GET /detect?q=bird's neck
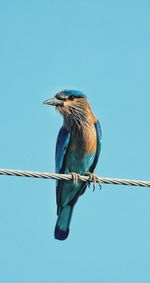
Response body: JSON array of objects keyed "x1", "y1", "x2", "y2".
[{"x1": 63, "y1": 103, "x2": 97, "y2": 132}]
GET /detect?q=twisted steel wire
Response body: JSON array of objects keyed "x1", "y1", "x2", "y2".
[{"x1": 0, "y1": 168, "x2": 150, "y2": 188}]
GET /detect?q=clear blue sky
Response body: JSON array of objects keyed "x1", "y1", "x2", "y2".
[{"x1": 0, "y1": 0, "x2": 150, "y2": 282}]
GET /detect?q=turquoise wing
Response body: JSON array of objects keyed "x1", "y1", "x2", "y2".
[
  {"x1": 55, "y1": 127, "x2": 70, "y2": 173},
  {"x1": 55, "y1": 127, "x2": 70, "y2": 211},
  {"x1": 89, "y1": 120, "x2": 102, "y2": 172}
]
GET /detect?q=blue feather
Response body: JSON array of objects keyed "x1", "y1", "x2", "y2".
[
  {"x1": 55, "y1": 127, "x2": 70, "y2": 173},
  {"x1": 54, "y1": 120, "x2": 101, "y2": 240},
  {"x1": 62, "y1": 89, "x2": 87, "y2": 98},
  {"x1": 90, "y1": 120, "x2": 102, "y2": 172}
]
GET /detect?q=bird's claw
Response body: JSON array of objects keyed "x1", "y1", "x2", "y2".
[
  {"x1": 70, "y1": 172, "x2": 80, "y2": 186},
  {"x1": 86, "y1": 172, "x2": 102, "y2": 191}
]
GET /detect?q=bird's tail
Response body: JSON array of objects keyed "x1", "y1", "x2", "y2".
[{"x1": 54, "y1": 205, "x2": 74, "y2": 240}]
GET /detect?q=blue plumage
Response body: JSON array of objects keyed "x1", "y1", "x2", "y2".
[
  {"x1": 89, "y1": 120, "x2": 102, "y2": 172},
  {"x1": 55, "y1": 127, "x2": 70, "y2": 174},
  {"x1": 55, "y1": 121, "x2": 102, "y2": 240},
  {"x1": 60, "y1": 89, "x2": 87, "y2": 98}
]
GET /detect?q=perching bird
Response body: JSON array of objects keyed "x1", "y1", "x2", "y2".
[{"x1": 43, "y1": 90, "x2": 102, "y2": 240}]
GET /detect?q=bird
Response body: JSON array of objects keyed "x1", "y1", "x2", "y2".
[{"x1": 43, "y1": 90, "x2": 102, "y2": 240}]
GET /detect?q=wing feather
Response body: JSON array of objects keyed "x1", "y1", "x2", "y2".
[
  {"x1": 55, "y1": 127, "x2": 70, "y2": 212},
  {"x1": 89, "y1": 120, "x2": 102, "y2": 172}
]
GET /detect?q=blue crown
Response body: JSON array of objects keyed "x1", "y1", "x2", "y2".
[{"x1": 63, "y1": 90, "x2": 87, "y2": 98}]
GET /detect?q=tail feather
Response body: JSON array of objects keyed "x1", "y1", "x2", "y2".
[{"x1": 54, "y1": 205, "x2": 73, "y2": 240}]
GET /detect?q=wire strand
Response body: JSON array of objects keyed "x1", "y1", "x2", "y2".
[{"x1": 0, "y1": 168, "x2": 149, "y2": 188}]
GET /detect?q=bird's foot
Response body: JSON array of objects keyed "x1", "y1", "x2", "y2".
[
  {"x1": 86, "y1": 172, "x2": 102, "y2": 191},
  {"x1": 70, "y1": 172, "x2": 80, "y2": 186}
]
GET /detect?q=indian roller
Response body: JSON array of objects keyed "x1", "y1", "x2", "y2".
[{"x1": 43, "y1": 90, "x2": 102, "y2": 240}]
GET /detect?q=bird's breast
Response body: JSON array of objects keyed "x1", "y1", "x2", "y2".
[
  {"x1": 64, "y1": 124, "x2": 97, "y2": 175},
  {"x1": 69, "y1": 124, "x2": 97, "y2": 156}
]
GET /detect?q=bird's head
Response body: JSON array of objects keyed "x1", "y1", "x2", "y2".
[{"x1": 43, "y1": 90, "x2": 95, "y2": 129}]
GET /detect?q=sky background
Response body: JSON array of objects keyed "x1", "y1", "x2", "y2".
[{"x1": 0, "y1": 0, "x2": 150, "y2": 282}]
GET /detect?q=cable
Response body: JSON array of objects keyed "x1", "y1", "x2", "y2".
[{"x1": 0, "y1": 168, "x2": 149, "y2": 188}]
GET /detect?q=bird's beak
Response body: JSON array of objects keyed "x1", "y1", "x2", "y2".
[{"x1": 43, "y1": 97, "x2": 63, "y2": 106}]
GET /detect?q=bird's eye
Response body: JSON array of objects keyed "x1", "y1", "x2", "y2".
[
  {"x1": 56, "y1": 94, "x2": 65, "y2": 100},
  {"x1": 68, "y1": 95, "x2": 74, "y2": 100}
]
